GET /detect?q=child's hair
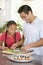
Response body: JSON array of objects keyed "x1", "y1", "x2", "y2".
[
  {"x1": 6, "y1": 20, "x2": 17, "y2": 27},
  {"x1": 5, "y1": 20, "x2": 16, "y2": 47}
]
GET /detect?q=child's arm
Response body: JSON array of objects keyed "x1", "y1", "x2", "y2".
[
  {"x1": 10, "y1": 32, "x2": 24, "y2": 50},
  {"x1": 0, "y1": 41, "x2": 3, "y2": 46},
  {"x1": 10, "y1": 38, "x2": 24, "y2": 50},
  {"x1": 0, "y1": 41, "x2": 8, "y2": 50}
]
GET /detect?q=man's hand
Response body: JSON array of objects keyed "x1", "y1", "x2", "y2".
[{"x1": 21, "y1": 44, "x2": 30, "y2": 52}]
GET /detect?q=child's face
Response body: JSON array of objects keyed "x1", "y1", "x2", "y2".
[{"x1": 7, "y1": 24, "x2": 16, "y2": 36}]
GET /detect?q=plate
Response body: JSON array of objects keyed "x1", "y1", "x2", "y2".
[{"x1": 8, "y1": 55, "x2": 32, "y2": 62}]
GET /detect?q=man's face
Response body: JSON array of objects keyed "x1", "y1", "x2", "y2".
[{"x1": 20, "y1": 12, "x2": 31, "y2": 23}]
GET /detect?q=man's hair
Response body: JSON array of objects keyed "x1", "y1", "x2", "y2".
[{"x1": 18, "y1": 5, "x2": 32, "y2": 14}]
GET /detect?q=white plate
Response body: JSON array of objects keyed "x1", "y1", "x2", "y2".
[{"x1": 8, "y1": 55, "x2": 32, "y2": 62}]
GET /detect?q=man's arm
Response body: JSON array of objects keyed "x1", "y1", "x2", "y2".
[
  {"x1": 28, "y1": 38, "x2": 43, "y2": 48},
  {"x1": 21, "y1": 38, "x2": 43, "y2": 52}
]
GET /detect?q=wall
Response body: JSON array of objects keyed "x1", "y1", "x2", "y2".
[
  {"x1": 0, "y1": 0, "x2": 43, "y2": 27},
  {"x1": 0, "y1": 0, "x2": 11, "y2": 27}
]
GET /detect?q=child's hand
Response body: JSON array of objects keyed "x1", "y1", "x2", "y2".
[
  {"x1": 10, "y1": 43, "x2": 18, "y2": 50},
  {"x1": 1, "y1": 47, "x2": 8, "y2": 50}
]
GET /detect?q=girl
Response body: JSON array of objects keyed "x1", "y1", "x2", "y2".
[{"x1": 0, "y1": 20, "x2": 21, "y2": 50}]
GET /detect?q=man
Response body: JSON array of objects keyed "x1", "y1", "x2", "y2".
[{"x1": 13, "y1": 5, "x2": 43, "y2": 55}]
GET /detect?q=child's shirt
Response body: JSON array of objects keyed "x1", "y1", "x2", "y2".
[{"x1": 0, "y1": 32, "x2": 21, "y2": 48}]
